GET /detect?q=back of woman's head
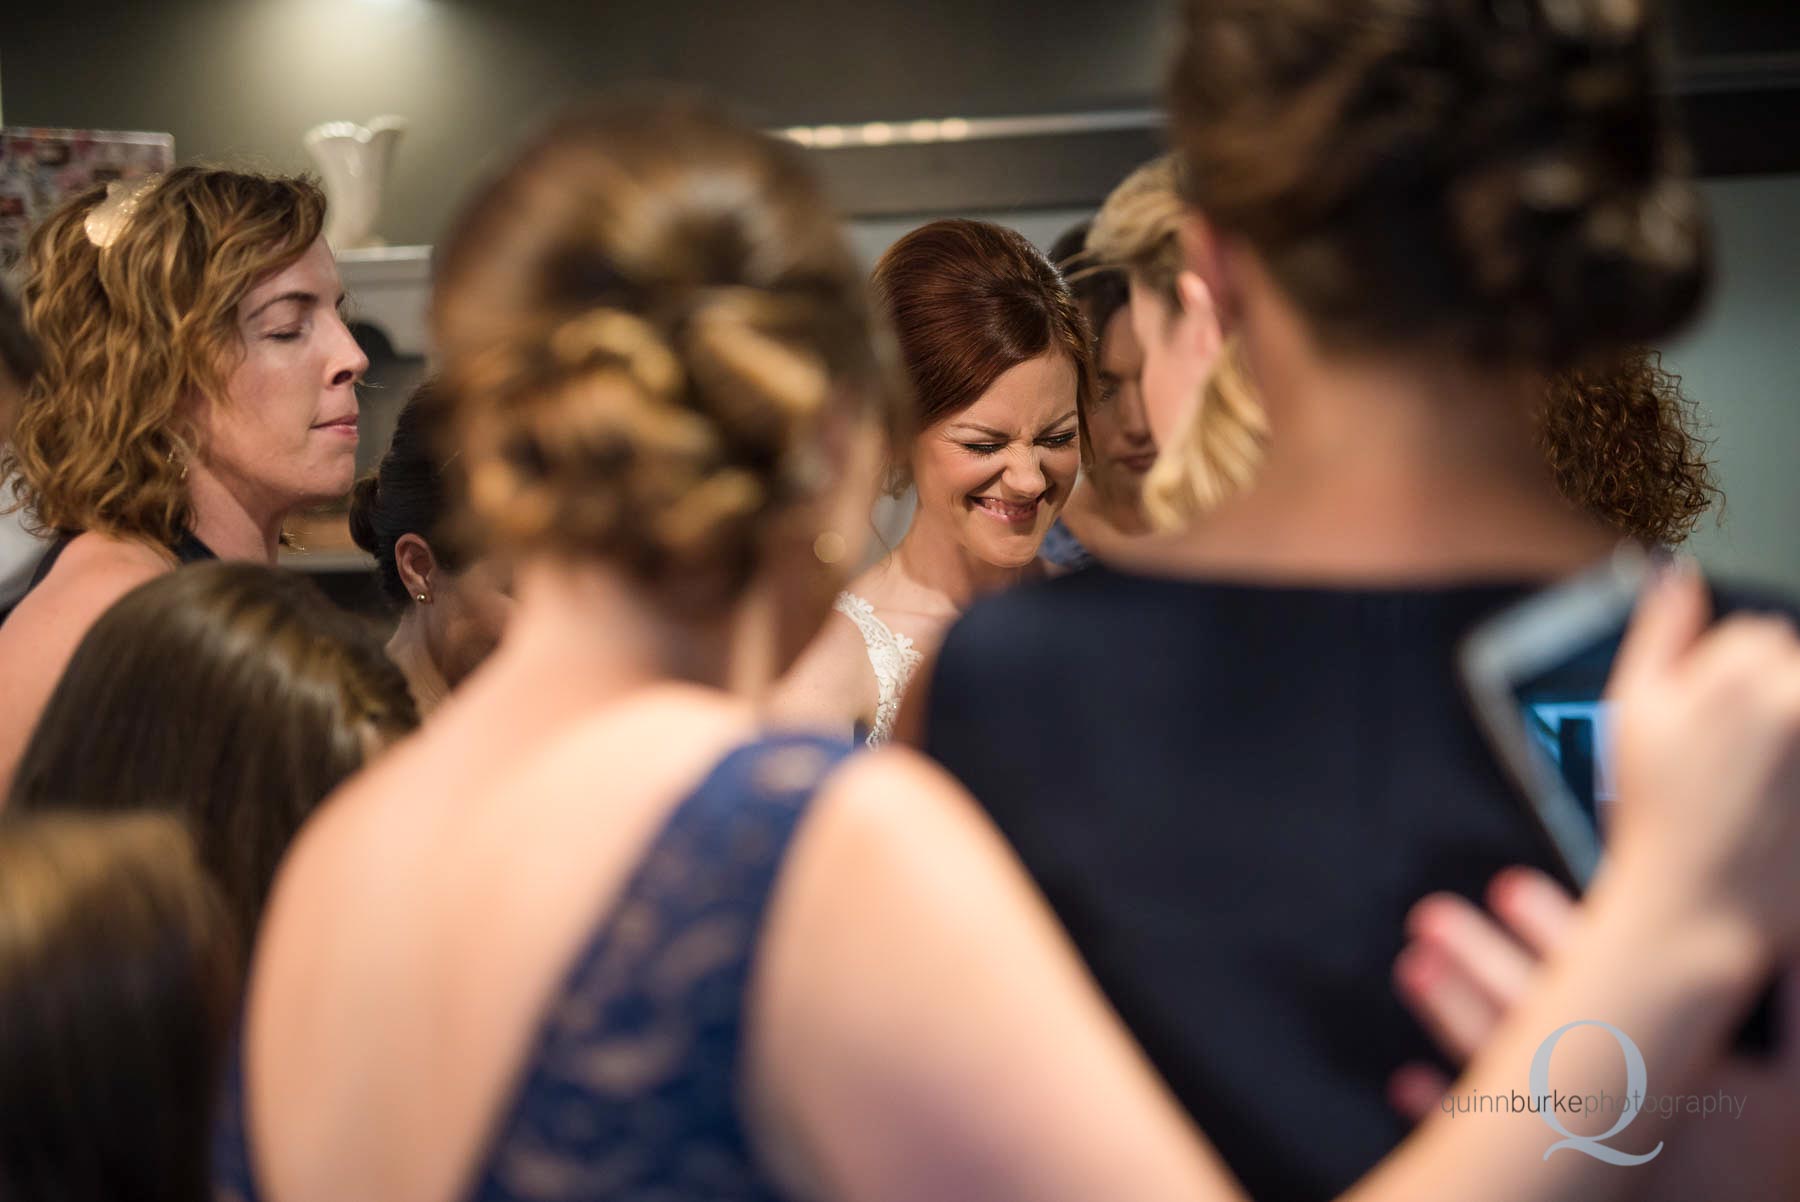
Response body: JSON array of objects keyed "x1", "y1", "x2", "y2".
[
  {"x1": 349, "y1": 381, "x2": 464, "y2": 608},
  {"x1": 432, "y1": 95, "x2": 905, "y2": 618},
  {"x1": 1168, "y1": 0, "x2": 1709, "y2": 366},
  {"x1": 872, "y1": 219, "x2": 1095, "y2": 473},
  {"x1": 0, "y1": 812, "x2": 236, "y2": 1202},
  {"x1": 8, "y1": 562, "x2": 417, "y2": 946},
  {"x1": 3, "y1": 166, "x2": 325, "y2": 544}
]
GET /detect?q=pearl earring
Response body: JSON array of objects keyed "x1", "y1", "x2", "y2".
[{"x1": 416, "y1": 592, "x2": 429, "y2": 604}]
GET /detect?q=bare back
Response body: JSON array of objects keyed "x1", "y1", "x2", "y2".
[{"x1": 244, "y1": 663, "x2": 768, "y2": 1202}]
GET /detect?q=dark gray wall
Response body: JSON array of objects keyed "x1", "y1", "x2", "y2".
[
  {"x1": 1, "y1": 0, "x2": 1169, "y2": 245},
  {"x1": 8, "y1": 1, "x2": 1796, "y2": 245}
]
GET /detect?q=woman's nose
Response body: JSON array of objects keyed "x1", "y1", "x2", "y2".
[
  {"x1": 329, "y1": 317, "x2": 371, "y2": 388},
  {"x1": 1001, "y1": 448, "x2": 1048, "y2": 496}
]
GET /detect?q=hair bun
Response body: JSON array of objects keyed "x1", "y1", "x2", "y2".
[
  {"x1": 430, "y1": 98, "x2": 905, "y2": 618},
  {"x1": 1443, "y1": 4, "x2": 1711, "y2": 361},
  {"x1": 1169, "y1": 0, "x2": 1711, "y2": 364},
  {"x1": 346, "y1": 474, "x2": 382, "y2": 555}
]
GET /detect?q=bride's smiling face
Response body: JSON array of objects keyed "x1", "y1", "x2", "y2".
[{"x1": 909, "y1": 351, "x2": 1081, "y2": 569}]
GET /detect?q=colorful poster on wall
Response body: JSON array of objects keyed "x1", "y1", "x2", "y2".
[{"x1": 0, "y1": 127, "x2": 175, "y2": 279}]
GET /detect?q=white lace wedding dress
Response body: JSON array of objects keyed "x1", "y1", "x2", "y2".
[{"x1": 833, "y1": 592, "x2": 925, "y2": 747}]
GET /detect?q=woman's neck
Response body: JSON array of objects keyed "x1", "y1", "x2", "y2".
[
  {"x1": 1063, "y1": 469, "x2": 1150, "y2": 543},
  {"x1": 1128, "y1": 292, "x2": 1617, "y2": 583},
  {"x1": 183, "y1": 463, "x2": 287, "y2": 562},
  {"x1": 385, "y1": 612, "x2": 451, "y2": 719},
  {"x1": 887, "y1": 510, "x2": 1039, "y2": 614},
  {"x1": 479, "y1": 558, "x2": 750, "y2": 711}
]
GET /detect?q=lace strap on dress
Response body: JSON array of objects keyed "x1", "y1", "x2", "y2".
[
  {"x1": 834, "y1": 592, "x2": 924, "y2": 747},
  {"x1": 469, "y1": 732, "x2": 858, "y2": 1202}
]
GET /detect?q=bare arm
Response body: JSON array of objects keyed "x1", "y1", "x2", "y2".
[{"x1": 750, "y1": 747, "x2": 1238, "y2": 1202}]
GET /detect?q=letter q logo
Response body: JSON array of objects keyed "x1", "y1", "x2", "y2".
[{"x1": 1529, "y1": 1020, "x2": 1663, "y2": 1165}]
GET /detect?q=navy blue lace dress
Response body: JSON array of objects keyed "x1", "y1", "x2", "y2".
[{"x1": 215, "y1": 732, "x2": 857, "y2": 1202}]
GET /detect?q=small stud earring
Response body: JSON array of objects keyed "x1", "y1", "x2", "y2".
[{"x1": 416, "y1": 593, "x2": 429, "y2": 604}]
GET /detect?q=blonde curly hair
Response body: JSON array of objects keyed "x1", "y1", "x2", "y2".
[
  {"x1": 2, "y1": 167, "x2": 325, "y2": 545},
  {"x1": 432, "y1": 98, "x2": 906, "y2": 618},
  {"x1": 1087, "y1": 155, "x2": 1268, "y2": 530}
]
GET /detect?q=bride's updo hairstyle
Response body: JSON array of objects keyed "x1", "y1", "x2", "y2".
[
  {"x1": 1168, "y1": 0, "x2": 1710, "y2": 367},
  {"x1": 431, "y1": 97, "x2": 905, "y2": 616}
]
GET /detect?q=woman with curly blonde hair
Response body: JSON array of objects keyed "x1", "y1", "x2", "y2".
[{"x1": 0, "y1": 166, "x2": 367, "y2": 787}]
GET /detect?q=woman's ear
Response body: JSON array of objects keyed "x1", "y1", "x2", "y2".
[
  {"x1": 393, "y1": 532, "x2": 440, "y2": 602},
  {"x1": 1174, "y1": 270, "x2": 1224, "y2": 371},
  {"x1": 1178, "y1": 212, "x2": 1238, "y2": 333}
]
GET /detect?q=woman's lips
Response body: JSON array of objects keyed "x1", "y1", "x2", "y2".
[
  {"x1": 314, "y1": 416, "x2": 360, "y2": 440},
  {"x1": 1118, "y1": 451, "x2": 1158, "y2": 474},
  {"x1": 971, "y1": 496, "x2": 1041, "y2": 527}
]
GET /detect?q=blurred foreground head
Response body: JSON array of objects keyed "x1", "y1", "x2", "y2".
[
  {"x1": 0, "y1": 812, "x2": 237, "y2": 1202},
  {"x1": 431, "y1": 95, "x2": 907, "y2": 651}
]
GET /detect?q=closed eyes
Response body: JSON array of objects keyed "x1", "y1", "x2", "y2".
[
  {"x1": 263, "y1": 301, "x2": 350, "y2": 343},
  {"x1": 961, "y1": 429, "x2": 1078, "y2": 455}
]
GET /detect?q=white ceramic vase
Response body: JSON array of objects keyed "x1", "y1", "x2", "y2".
[{"x1": 304, "y1": 116, "x2": 408, "y2": 251}]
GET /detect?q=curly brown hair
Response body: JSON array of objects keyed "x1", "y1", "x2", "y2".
[
  {"x1": 2, "y1": 167, "x2": 325, "y2": 546},
  {"x1": 432, "y1": 97, "x2": 906, "y2": 618},
  {"x1": 1540, "y1": 346, "x2": 1719, "y2": 546}
]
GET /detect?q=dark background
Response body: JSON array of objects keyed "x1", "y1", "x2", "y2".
[{"x1": 4, "y1": 0, "x2": 1797, "y2": 242}]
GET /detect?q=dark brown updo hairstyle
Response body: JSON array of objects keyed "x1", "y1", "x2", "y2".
[
  {"x1": 0, "y1": 812, "x2": 237, "y2": 1202},
  {"x1": 431, "y1": 96, "x2": 906, "y2": 618},
  {"x1": 1168, "y1": 0, "x2": 1710, "y2": 366},
  {"x1": 9, "y1": 562, "x2": 418, "y2": 949},
  {"x1": 1049, "y1": 222, "x2": 1131, "y2": 347},
  {"x1": 872, "y1": 218, "x2": 1097, "y2": 487},
  {"x1": 348, "y1": 381, "x2": 466, "y2": 608},
  {"x1": 1540, "y1": 345, "x2": 1719, "y2": 545}
]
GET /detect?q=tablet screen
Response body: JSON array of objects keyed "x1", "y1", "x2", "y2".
[{"x1": 1508, "y1": 631, "x2": 1625, "y2": 836}]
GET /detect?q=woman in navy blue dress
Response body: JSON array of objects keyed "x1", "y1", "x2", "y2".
[{"x1": 921, "y1": 1, "x2": 1800, "y2": 1200}]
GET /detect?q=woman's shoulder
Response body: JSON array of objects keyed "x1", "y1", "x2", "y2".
[
  {"x1": 767, "y1": 596, "x2": 885, "y2": 735},
  {"x1": 0, "y1": 532, "x2": 170, "y2": 681},
  {"x1": 25, "y1": 530, "x2": 171, "y2": 605}
]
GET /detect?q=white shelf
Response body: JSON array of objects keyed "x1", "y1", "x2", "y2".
[{"x1": 338, "y1": 244, "x2": 431, "y2": 357}]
